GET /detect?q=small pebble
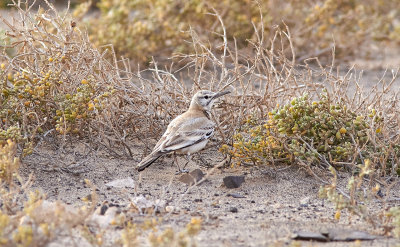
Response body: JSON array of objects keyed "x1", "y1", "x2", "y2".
[
  {"x1": 227, "y1": 193, "x2": 246, "y2": 198},
  {"x1": 223, "y1": 176, "x2": 245, "y2": 188},
  {"x1": 229, "y1": 207, "x2": 238, "y2": 213},
  {"x1": 166, "y1": 206, "x2": 174, "y2": 213},
  {"x1": 100, "y1": 204, "x2": 108, "y2": 215}
]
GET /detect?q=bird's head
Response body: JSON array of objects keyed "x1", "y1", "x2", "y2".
[{"x1": 189, "y1": 90, "x2": 230, "y2": 112}]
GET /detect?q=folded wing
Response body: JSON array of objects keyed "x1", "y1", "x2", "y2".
[{"x1": 161, "y1": 124, "x2": 214, "y2": 152}]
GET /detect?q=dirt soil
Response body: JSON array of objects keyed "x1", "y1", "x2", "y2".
[
  {"x1": 3, "y1": 4, "x2": 400, "y2": 245},
  {"x1": 20, "y1": 135, "x2": 400, "y2": 247}
]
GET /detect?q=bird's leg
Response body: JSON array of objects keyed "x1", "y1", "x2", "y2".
[
  {"x1": 174, "y1": 153, "x2": 189, "y2": 175},
  {"x1": 173, "y1": 153, "x2": 180, "y2": 170},
  {"x1": 170, "y1": 154, "x2": 176, "y2": 168},
  {"x1": 181, "y1": 154, "x2": 191, "y2": 171}
]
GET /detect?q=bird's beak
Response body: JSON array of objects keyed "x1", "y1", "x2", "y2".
[{"x1": 212, "y1": 90, "x2": 230, "y2": 99}]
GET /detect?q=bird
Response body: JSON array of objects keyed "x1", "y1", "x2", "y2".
[{"x1": 137, "y1": 90, "x2": 230, "y2": 172}]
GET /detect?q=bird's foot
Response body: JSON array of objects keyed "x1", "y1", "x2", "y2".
[{"x1": 175, "y1": 169, "x2": 190, "y2": 175}]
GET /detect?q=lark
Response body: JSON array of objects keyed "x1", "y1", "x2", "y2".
[{"x1": 137, "y1": 90, "x2": 230, "y2": 172}]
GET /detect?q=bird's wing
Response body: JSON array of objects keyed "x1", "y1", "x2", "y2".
[
  {"x1": 157, "y1": 116, "x2": 215, "y2": 153},
  {"x1": 151, "y1": 114, "x2": 183, "y2": 152}
]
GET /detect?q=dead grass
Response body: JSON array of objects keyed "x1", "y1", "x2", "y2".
[
  {"x1": 0, "y1": 0, "x2": 400, "y2": 244},
  {"x1": 70, "y1": 0, "x2": 400, "y2": 64}
]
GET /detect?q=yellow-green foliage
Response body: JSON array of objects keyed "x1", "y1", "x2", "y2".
[
  {"x1": 0, "y1": 141, "x2": 203, "y2": 246},
  {"x1": 387, "y1": 207, "x2": 400, "y2": 238},
  {"x1": 272, "y1": 93, "x2": 379, "y2": 164},
  {"x1": 0, "y1": 141, "x2": 46, "y2": 246},
  {"x1": 304, "y1": 0, "x2": 400, "y2": 43},
  {"x1": 0, "y1": 1, "x2": 12, "y2": 9},
  {"x1": 120, "y1": 221, "x2": 139, "y2": 247},
  {"x1": 0, "y1": 63, "x2": 113, "y2": 154},
  {"x1": 148, "y1": 218, "x2": 202, "y2": 247},
  {"x1": 81, "y1": 0, "x2": 400, "y2": 63},
  {"x1": 0, "y1": 30, "x2": 9, "y2": 47},
  {"x1": 0, "y1": 126, "x2": 22, "y2": 145},
  {"x1": 224, "y1": 92, "x2": 400, "y2": 174},
  {"x1": 219, "y1": 118, "x2": 286, "y2": 166},
  {"x1": 319, "y1": 162, "x2": 400, "y2": 237},
  {"x1": 319, "y1": 161, "x2": 378, "y2": 214},
  {"x1": 85, "y1": 0, "x2": 268, "y2": 63},
  {"x1": 118, "y1": 217, "x2": 202, "y2": 247},
  {"x1": 0, "y1": 139, "x2": 19, "y2": 185},
  {"x1": 0, "y1": 141, "x2": 82, "y2": 246},
  {"x1": 0, "y1": 7, "x2": 116, "y2": 154}
]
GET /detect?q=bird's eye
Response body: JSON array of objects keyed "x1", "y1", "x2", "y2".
[{"x1": 204, "y1": 95, "x2": 209, "y2": 99}]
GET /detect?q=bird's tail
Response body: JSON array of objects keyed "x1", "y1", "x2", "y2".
[{"x1": 137, "y1": 152, "x2": 162, "y2": 172}]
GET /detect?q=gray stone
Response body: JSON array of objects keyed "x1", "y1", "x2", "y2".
[
  {"x1": 179, "y1": 169, "x2": 204, "y2": 185},
  {"x1": 227, "y1": 193, "x2": 246, "y2": 198},
  {"x1": 223, "y1": 176, "x2": 245, "y2": 188},
  {"x1": 190, "y1": 169, "x2": 205, "y2": 181},
  {"x1": 292, "y1": 231, "x2": 328, "y2": 242},
  {"x1": 229, "y1": 207, "x2": 238, "y2": 213},
  {"x1": 299, "y1": 196, "x2": 311, "y2": 207},
  {"x1": 179, "y1": 174, "x2": 196, "y2": 185}
]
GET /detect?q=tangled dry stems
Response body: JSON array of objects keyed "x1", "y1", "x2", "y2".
[
  {"x1": 1, "y1": 1, "x2": 399, "y2": 163},
  {"x1": 68, "y1": 0, "x2": 400, "y2": 64},
  {"x1": 0, "y1": 0, "x2": 400, "y2": 242}
]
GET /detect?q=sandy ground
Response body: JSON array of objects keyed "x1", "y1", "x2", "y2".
[
  {"x1": 20, "y1": 137, "x2": 400, "y2": 247},
  {"x1": 2, "y1": 3, "x2": 400, "y2": 246}
]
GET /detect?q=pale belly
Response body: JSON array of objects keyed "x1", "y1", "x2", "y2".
[{"x1": 176, "y1": 139, "x2": 209, "y2": 155}]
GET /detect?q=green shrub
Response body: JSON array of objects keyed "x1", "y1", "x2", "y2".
[
  {"x1": 80, "y1": 0, "x2": 400, "y2": 64},
  {"x1": 272, "y1": 93, "x2": 380, "y2": 166},
  {"x1": 319, "y1": 162, "x2": 400, "y2": 237},
  {"x1": 0, "y1": 1, "x2": 12, "y2": 9},
  {"x1": 224, "y1": 92, "x2": 400, "y2": 174},
  {"x1": 82, "y1": 0, "x2": 268, "y2": 63},
  {"x1": 0, "y1": 7, "x2": 115, "y2": 154}
]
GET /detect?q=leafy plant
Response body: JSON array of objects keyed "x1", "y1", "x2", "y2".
[
  {"x1": 78, "y1": 0, "x2": 400, "y2": 64},
  {"x1": 224, "y1": 92, "x2": 400, "y2": 174},
  {"x1": 272, "y1": 93, "x2": 383, "y2": 167},
  {"x1": 320, "y1": 162, "x2": 400, "y2": 238},
  {"x1": 148, "y1": 218, "x2": 202, "y2": 247},
  {"x1": 0, "y1": 4, "x2": 115, "y2": 155},
  {"x1": 82, "y1": 0, "x2": 268, "y2": 63}
]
